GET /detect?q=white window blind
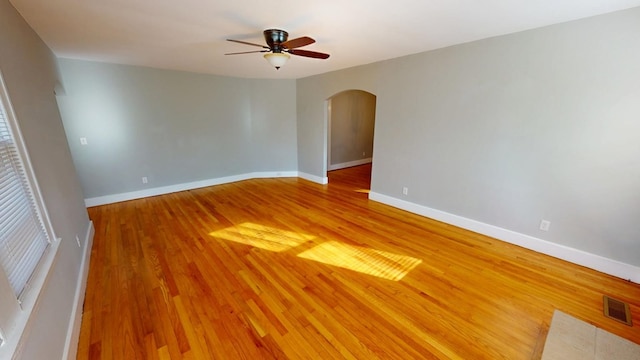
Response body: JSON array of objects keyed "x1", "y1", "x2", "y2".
[{"x1": 0, "y1": 92, "x2": 50, "y2": 301}]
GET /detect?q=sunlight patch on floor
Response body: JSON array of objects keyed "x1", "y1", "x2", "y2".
[
  {"x1": 354, "y1": 189, "x2": 370, "y2": 194},
  {"x1": 209, "y1": 222, "x2": 315, "y2": 252},
  {"x1": 297, "y1": 241, "x2": 422, "y2": 281}
]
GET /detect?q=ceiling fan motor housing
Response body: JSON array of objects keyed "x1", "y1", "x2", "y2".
[{"x1": 264, "y1": 29, "x2": 288, "y2": 53}]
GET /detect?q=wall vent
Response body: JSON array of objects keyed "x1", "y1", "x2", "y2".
[{"x1": 603, "y1": 295, "x2": 632, "y2": 326}]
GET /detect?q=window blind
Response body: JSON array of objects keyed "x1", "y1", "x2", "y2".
[{"x1": 0, "y1": 97, "x2": 50, "y2": 301}]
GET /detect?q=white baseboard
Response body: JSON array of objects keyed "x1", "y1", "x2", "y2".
[
  {"x1": 298, "y1": 172, "x2": 328, "y2": 185},
  {"x1": 62, "y1": 221, "x2": 95, "y2": 360},
  {"x1": 369, "y1": 191, "x2": 640, "y2": 284},
  {"x1": 328, "y1": 158, "x2": 372, "y2": 171},
  {"x1": 250, "y1": 171, "x2": 298, "y2": 179},
  {"x1": 84, "y1": 171, "x2": 298, "y2": 207}
]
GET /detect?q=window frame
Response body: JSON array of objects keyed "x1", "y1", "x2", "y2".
[{"x1": 0, "y1": 70, "x2": 60, "y2": 359}]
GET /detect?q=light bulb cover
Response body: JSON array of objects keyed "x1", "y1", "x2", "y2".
[{"x1": 264, "y1": 52, "x2": 290, "y2": 69}]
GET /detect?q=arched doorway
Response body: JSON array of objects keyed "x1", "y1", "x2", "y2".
[{"x1": 326, "y1": 90, "x2": 376, "y2": 187}]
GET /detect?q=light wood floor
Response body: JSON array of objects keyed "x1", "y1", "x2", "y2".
[{"x1": 78, "y1": 164, "x2": 640, "y2": 359}]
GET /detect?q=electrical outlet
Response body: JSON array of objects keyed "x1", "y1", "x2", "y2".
[
  {"x1": 75, "y1": 235, "x2": 81, "y2": 247},
  {"x1": 80, "y1": 137, "x2": 88, "y2": 145},
  {"x1": 142, "y1": 176, "x2": 148, "y2": 184},
  {"x1": 402, "y1": 187, "x2": 408, "y2": 195},
  {"x1": 363, "y1": 151, "x2": 366, "y2": 156},
  {"x1": 539, "y1": 220, "x2": 551, "y2": 231}
]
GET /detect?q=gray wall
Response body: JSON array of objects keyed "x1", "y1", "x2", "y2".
[
  {"x1": 56, "y1": 59, "x2": 297, "y2": 199},
  {"x1": 329, "y1": 90, "x2": 376, "y2": 167},
  {"x1": 297, "y1": 7, "x2": 640, "y2": 266},
  {"x1": 0, "y1": 0, "x2": 91, "y2": 358}
]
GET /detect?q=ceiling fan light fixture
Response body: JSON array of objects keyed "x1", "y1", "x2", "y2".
[{"x1": 264, "y1": 52, "x2": 290, "y2": 70}]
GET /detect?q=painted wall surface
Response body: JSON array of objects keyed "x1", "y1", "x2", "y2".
[
  {"x1": 0, "y1": 0, "x2": 91, "y2": 358},
  {"x1": 296, "y1": 7, "x2": 640, "y2": 266},
  {"x1": 249, "y1": 80, "x2": 299, "y2": 172},
  {"x1": 56, "y1": 59, "x2": 297, "y2": 198},
  {"x1": 329, "y1": 90, "x2": 376, "y2": 167}
]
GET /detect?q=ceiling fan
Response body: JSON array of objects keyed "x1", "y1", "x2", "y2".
[{"x1": 225, "y1": 29, "x2": 330, "y2": 70}]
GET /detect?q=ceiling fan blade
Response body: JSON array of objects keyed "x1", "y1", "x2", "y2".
[
  {"x1": 288, "y1": 49, "x2": 330, "y2": 59},
  {"x1": 226, "y1": 39, "x2": 269, "y2": 49},
  {"x1": 225, "y1": 50, "x2": 269, "y2": 55},
  {"x1": 281, "y1": 36, "x2": 315, "y2": 49}
]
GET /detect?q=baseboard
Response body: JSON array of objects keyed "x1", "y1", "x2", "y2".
[
  {"x1": 84, "y1": 171, "x2": 298, "y2": 207},
  {"x1": 298, "y1": 172, "x2": 329, "y2": 185},
  {"x1": 328, "y1": 158, "x2": 372, "y2": 171},
  {"x1": 250, "y1": 171, "x2": 298, "y2": 179},
  {"x1": 62, "y1": 221, "x2": 95, "y2": 360},
  {"x1": 369, "y1": 191, "x2": 640, "y2": 284}
]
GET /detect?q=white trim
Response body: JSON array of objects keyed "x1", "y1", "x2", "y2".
[
  {"x1": 249, "y1": 171, "x2": 298, "y2": 179},
  {"x1": 62, "y1": 221, "x2": 94, "y2": 360},
  {"x1": 298, "y1": 172, "x2": 329, "y2": 185},
  {"x1": 85, "y1": 172, "x2": 299, "y2": 207},
  {"x1": 328, "y1": 158, "x2": 372, "y2": 171},
  {"x1": 368, "y1": 191, "x2": 640, "y2": 284}
]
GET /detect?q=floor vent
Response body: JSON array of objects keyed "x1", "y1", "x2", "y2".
[{"x1": 603, "y1": 295, "x2": 632, "y2": 326}]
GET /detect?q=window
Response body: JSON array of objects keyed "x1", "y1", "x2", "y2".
[
  {"x1": 0, "y1": 71, "x2": 58, "y2": 357},
  {"x1": 0, "y1": 106, "x2": 50, "y2": 299}
]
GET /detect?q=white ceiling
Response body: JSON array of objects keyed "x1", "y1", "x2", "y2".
[{"x1": 9, "y1": 0, "x2": 640, "y2": 79}]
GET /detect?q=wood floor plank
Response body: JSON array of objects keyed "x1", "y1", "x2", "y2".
[{"x1": 77, "y1": 164, "x2": 640, "y2": 359}]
